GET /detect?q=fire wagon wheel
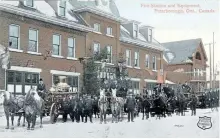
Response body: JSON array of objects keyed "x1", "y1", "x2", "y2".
[{"x1": 50, "y1": 103, "x2": 58, "y2": 124}]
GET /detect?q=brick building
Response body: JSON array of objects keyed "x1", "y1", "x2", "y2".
[
  {"x1": 0, "y1": 0, "x2": 175, "y2": 96},
  {"x1": 162, "y1": 39, "x2": 208, "y2": 93}
]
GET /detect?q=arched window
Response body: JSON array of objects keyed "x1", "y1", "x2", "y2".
[{"x1": 195, "y1": 52, "x2": 201, "y2": 60}]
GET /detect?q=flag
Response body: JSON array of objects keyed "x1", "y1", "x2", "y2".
[{"x1": 157, "y1": 69, "x2": 166, "y2": 84}]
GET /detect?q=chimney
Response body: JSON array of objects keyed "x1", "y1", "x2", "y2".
[
  {"x1": 122, "y1": 20, "x2": 141, "y2": 39},
  {"x1": 139, "y1": 25, "x2": 154, "y2": 42}
]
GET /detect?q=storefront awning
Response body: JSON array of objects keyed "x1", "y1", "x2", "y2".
[
  {"x1": 165, "y1": 80, "x2": 175, "y2": 84},
  {"x1": 144, "y1": 79, "x2": 157, "y2": 83}
]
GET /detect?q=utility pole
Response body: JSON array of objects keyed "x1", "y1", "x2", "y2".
[
  {"x1": 209, "y1": 43, "x2": 212, "y2": 89},
  {"x1": 212, "y1": 32, "x2": 215, "y2": 89}
]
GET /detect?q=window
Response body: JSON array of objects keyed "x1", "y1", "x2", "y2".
[
  {"x1": 94, "y1": 23, "x2": 100, "y2": 32},
  {"x1": 106, "y1": 27, "x2": 112, "y2": 35},
  {"x1": 59, "y1": 0, "x2": 66, "y2": 17},
  {"x1": 25, "y1": 0, "x2": 34, "y2": 7},
  {"x1": 195, "y1": 52, "x2": 201, "y2": 60},
  {"x1": 9, "y1": 25, "x2": 20, "y2": 49},
  {"x1": 28, "y1": 29, "x2": 38, "y2": 52},
  {"x1": 194, "y1": 68, "x2": 196, "y2": 76},
  {"x1": 134, "y1": 24, "x2": 138, "y2": 38},
  {"x1": 132, "y1": 81, "x2": 140, "y2": 95},
  {"x1": 148, "y1": 28, "x2": 152, "y2": 42},
  {"x1": 145, "y1": 54, "x2": 149, "y2": 68},
  {"x1": 126, "y1": 49, "x2": 131, "y2": 66},
  {"x1": 93, "y1": 42, "x2": 100, "y2": 55},
  {"x1": 25, "y1": 73, "x2": 39, "y2": 84},
  {"x1": 152, "y1": 56, "x2": 156, "y2": 70},
  {"x1": 68, "y1": 38, "x2": 75, "y2": 57},
  {"x1": 201, "y1": 69, "x2": 203, "y2": 76},
  {"x1": 106, "y1": 46, "x2": 112, "y2": 63},
  {"x1": 53, "y1": 75, "x2": 79, "y2": 91},
  {"x1": 197, "y1": 69, "x2": 200, "y2": 77},
  {"x1": 52, "y1": 34, "x2": 61, "y2": 55},
  {"x1": 134, "y1": 51, "x2": 139, "y2": 67},
  {"x1": 6, "y1": 71, "x2": 39, "y2": 94},
  {"x1": 132, "y1": 81, "x2": 139, "y2": 89}
]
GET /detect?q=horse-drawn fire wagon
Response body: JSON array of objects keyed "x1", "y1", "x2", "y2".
[{"x1": 45, "y1": 76, "x2": 77, "y2": 124}]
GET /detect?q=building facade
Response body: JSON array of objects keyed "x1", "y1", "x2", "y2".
[
  {"x1": 163, "y1": 39, "x2": 208, "y2": 93},
  {"x1": 0, "y1": 0, "x2": 170, "y2": 96}
]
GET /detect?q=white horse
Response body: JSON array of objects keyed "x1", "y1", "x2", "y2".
[
  {"x1": 98, "y1": 88, "x2": 108, "y2": 124},
  {"x1": 0, "y1": 90, "x2": 26, "y2": 130},
  {"x1": 24, "y1": 88, "x2": 45, "y2": 130}
]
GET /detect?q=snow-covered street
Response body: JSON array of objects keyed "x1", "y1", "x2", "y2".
[{"x1": 0, "y1": 106, "x2": 219, "y2": 138}]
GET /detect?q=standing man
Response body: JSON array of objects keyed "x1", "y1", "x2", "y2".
[
  {"x1": 84, "y1": 95, "x2": 93, "y2": 123},
  {"x1": 190, "y1": 94, "x2": 197, "y2": 116},
  {"x1": 37, "y1": 78, "x2": 46, "y2": 100},
  {"x1": 126, "y1": 92, "x2": 136, "y2": 122}
]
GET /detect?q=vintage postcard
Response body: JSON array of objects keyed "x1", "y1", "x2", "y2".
[{"x1": 0, "y1": 0, "x2": 219, "y2": 138}]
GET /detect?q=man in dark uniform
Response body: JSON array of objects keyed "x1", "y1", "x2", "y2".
[
  {"x1": 190, "y1": 94, "x2": 197, "y2": 116},
  {"x1": 126, "y1": 92, "x2": 136, "y2": 122},
  {"x1": 84, "y1": 95, "x2": 93, "y2": 123},
  {"x1": 37, "y1": 78, "x2": 46, "y2": 100}
]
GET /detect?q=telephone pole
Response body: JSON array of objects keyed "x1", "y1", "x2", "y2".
[
  {"x1": 204, "y1": 43, "x2": 214, "y2": 89},
  {"x1": 212, "y1": 32, "x2": 215, "y2": 89}
]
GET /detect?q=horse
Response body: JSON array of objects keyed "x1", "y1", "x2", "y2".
[
  {"x1": 110, "y1": 96, "x2": 119, "y2": 123},
  {"x1": 141, "y1": 96, "x2": 151, "y2": 120},
  {"x1": 151, "y1": 95, "x2": 167, "y2": 119},
  {"x1": 116, "y1": 97, "x2": 125, "y2": 122},
  {"x1": 24, "y1": 88, "x2": 45, "y2": 130},
  {"x1": 98, "y1": 89, "x2": 108, "y2": 124},
  {"x1": 0, "y1": 90, "x2": 25, "y2": 130}
]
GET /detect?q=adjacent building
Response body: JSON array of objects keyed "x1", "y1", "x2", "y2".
[{"x1": 162, "y1": 38, "x2": 208, "y2": 93}]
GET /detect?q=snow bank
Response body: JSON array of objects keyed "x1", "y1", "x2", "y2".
[{"x1": 0, "y1": 109, "x2": 218, "y2": 138}]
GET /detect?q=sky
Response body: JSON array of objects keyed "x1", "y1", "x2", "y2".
[{"x1": 115, "y1": 0, "x2": 220, "y2": 81}]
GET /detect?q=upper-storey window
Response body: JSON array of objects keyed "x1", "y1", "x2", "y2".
[
  {"x1": 52, "y1": 34, "x2": 61, "y2": 56},
  {"x1": 134, "y1": 51, "x2": 139, "y2": 67},
  {"x1": 126, "y1": 49, "x2": 131, "y2": 66},
  {"x1": 28, "y1": 29, "x2": 38, "y2": 52},
  {"x1": 106, "y1": 27, "x2": 112, "y2": 35},
  {"x1": 68, "y1": 38, "x2": 75, "y2": 58},
  {"x1": 106, "y1": 45, "x2": 112, "y2": 63},
  {"x1": 94, "y1": 23, "x2": 100, "y2": 32},
  {"x1": 148, "y1": 28, "x2": 152, "y2": 42},
  {"x1": 195, "y1": 52, "x2": 201, "y2": 60},
  {"x1": 134, "y1": 24, "x2": 138, "y2": 38},
  {"x1": 25, "y1": 0, "x2": 34, "y2": 7},
  {"x1": 152, "y1": 56, "x2": 157, "y2": 70},
  {"x1": 9, "y1": 24, "x2": 20, "y2": 50},
  {"x1": 59, "y1": 1, "x2": 66, "y2": 17},
  {"x1": 145, "y1": 54, "x2": 150, "y2": 68},
  {"x1": 93, "y1": 42, "x2": 100, "y2": 55}
]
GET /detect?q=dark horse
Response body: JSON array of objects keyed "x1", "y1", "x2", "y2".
[
  {"x1": 1, "y1": 90, "x2": 25, "y2": 129},
  {"x1": 151, "y1": 95, "x2": 167, "y2": 119},
  {"x1": 24, "y1": 89, "x2": 45, "y2": 130},
  {"x1": 141, "y1": 96, "x2": 151, "y2": 120}
]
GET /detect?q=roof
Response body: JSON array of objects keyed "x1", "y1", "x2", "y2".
[
  {"x1": 162, "y1": 38, "x2": 202, "y2": 64},
  {"x1": 120, "y1": 25, "x2": 164, "y2": 51},
  {"x1": 70, "y1": 0, "x2": 120, "y2": 17},
  {"x1": 0, "y1": 0, "x2": 92, "y2": 32}
]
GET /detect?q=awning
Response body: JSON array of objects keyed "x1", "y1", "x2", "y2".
[
  {"x1": 165, "y1": 80, "x2": 175, "y2": 84},
  {"x1": 144, "y1": 79, "x2": 157, "y2": 83}
]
